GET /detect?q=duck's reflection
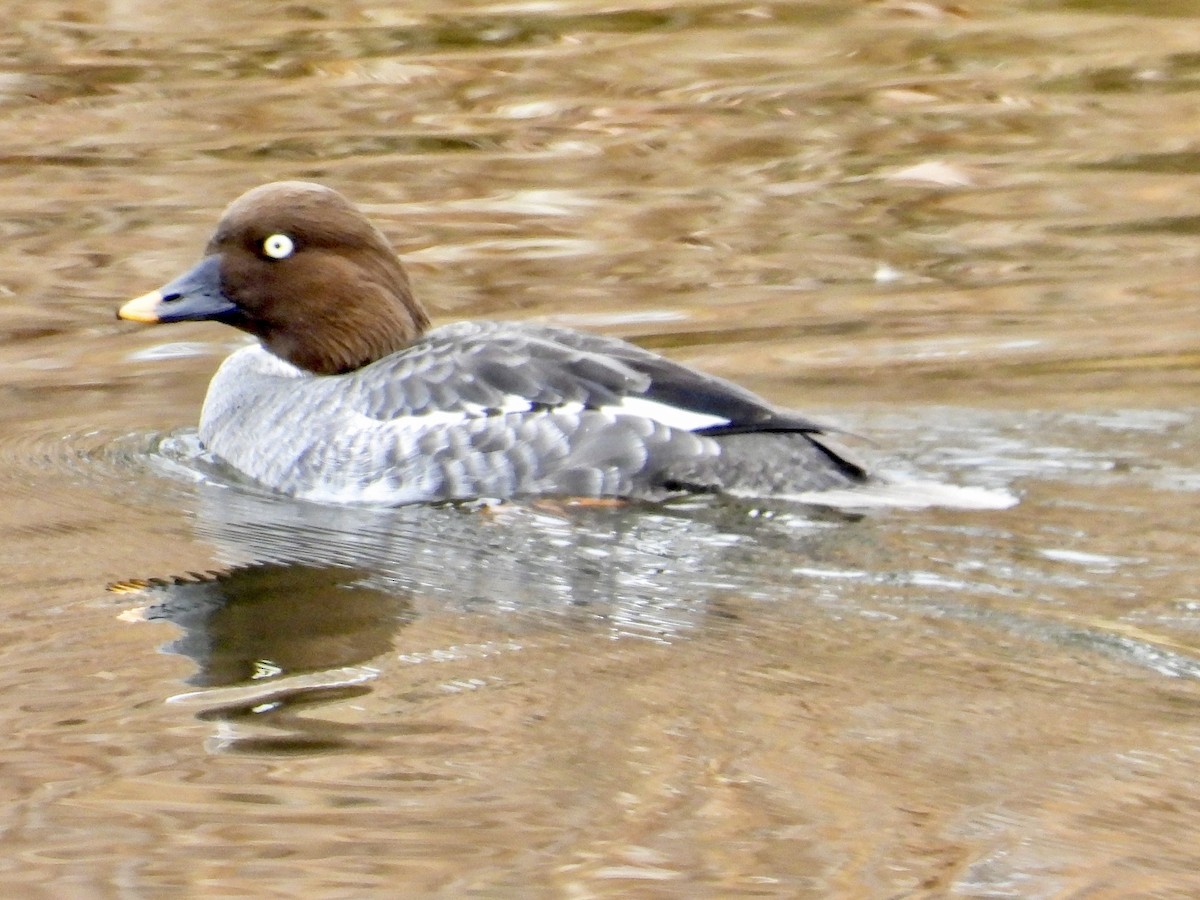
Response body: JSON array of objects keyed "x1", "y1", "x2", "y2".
[
  {"x1": 184, "y1": 477, "x2": 858, "y2": 615},
  {"x1": 137, "y1": 563, "x2": 412, "y2": 687},
  {"x1": 119, "y1": 469, "x2": 862, "y2": 752}
]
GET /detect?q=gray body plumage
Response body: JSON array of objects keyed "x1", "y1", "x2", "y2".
[{"x1": 199, "y1": 321, "x2": 864, "y2": 505}]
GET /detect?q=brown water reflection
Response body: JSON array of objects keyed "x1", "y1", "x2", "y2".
[{"x1": 4, "y1": 0, "x2": 1200, "y2": 895}]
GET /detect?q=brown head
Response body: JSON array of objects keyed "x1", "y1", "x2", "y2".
[{"x1": 117, "y1": 182, "x2": 430, "y2": 375}]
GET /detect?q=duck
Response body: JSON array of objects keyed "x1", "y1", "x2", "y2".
[{"x1": 117, "y1": 181, "x2": 869, "y2": 505}]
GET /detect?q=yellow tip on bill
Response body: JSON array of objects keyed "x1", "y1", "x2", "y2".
[{"x1": 117, "y1": 290, "x2": 165, "y2": 324}]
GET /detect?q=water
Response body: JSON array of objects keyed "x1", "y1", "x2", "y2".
[{"x1": 3, "y1": 0, "x2": 1200, "y2": 895}]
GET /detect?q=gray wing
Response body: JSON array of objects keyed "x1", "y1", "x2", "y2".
[{"x1": 345, "y1": 320, "x2": 829, "y2": 435}]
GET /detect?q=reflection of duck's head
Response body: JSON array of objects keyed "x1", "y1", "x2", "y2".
[{"x1": 122, "y1": 564, "x2": 412, "y2": 687}]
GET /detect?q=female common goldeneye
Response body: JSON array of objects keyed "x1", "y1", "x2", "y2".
[{"x1": 118, "y1": 182, "x2": 869, "y2": 505}]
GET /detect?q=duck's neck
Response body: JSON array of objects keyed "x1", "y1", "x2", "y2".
[
  {"x1": 262, "y1": 260, "x2": 431, "y2": 376},
  {"x1": 268, "y1": 303, "x2": 429, "y2": 376}
]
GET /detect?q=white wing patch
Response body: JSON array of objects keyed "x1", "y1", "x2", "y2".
[
  {"x1": 381, "y1": 393, "x2": 727, "y2": 433},
  {"x1": 606, "y1": 397, "x2": 730, "y2": 432},
  {"x1": 478, "y1": 395, "x2": 536, "y2": 416}
]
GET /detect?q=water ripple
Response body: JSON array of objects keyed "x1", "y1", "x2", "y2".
[{"x1": 0, "y1": 425, "x2": 190, "y2": 509}]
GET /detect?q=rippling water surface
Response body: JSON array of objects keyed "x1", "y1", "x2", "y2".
[{"x1": 4, "y1": 0, "x2": 1200, "y2": 895}]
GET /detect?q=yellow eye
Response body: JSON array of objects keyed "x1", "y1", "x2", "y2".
[{"x1": 262, "y1": 233, "x2": 295, "y2": 260}]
